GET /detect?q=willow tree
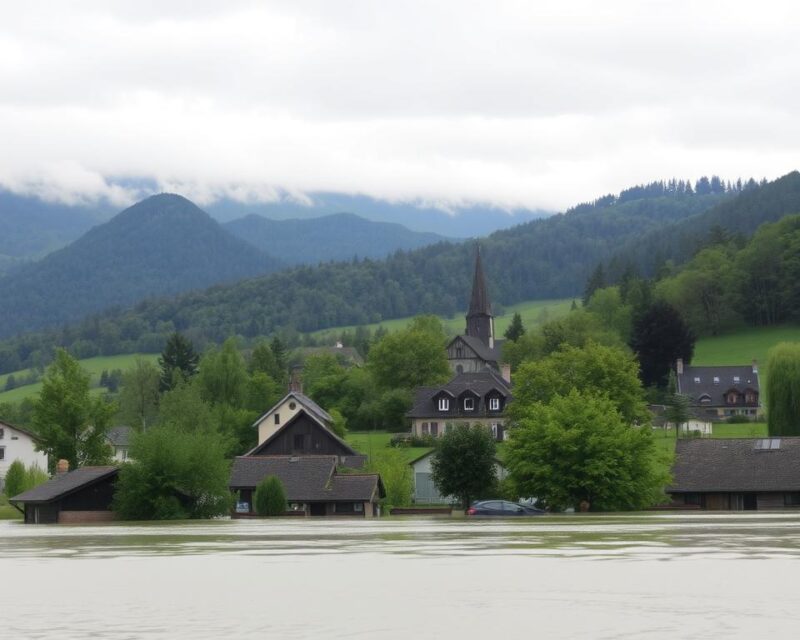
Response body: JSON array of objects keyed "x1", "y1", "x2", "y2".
[{"x1": 767, "y1": 343, "x2": 800, "y2": 436}]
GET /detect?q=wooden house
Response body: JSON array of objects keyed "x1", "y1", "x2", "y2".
[
  {"x1": 10, "y1": 465, "x2": 119, "y2": 524},
  {"x1": 668, "y1": 438, "x2": 800, "y2": 510},
  {"x1": 230, "y1": 455, "x2": 384, "y2": 517}
]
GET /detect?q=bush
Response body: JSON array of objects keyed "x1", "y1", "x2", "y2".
[
  {"x1": 3, "y1": 460, "x2": 27, "y2": 498},
  {"x1": 727, "y1": 414, "x2": 751, "y2": 424},
  {"x1": 254, "y1": 476, "x2": 287, "y2": 516},
  {"x1": 365, "y1": 450, "x2": 413, "y2": 511},
  {"x1": 3, "y1": 461, "x2": 49, "y2": 498}
]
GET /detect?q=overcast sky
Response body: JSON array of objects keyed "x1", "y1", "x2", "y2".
[{"x1": 1, "y1": 1, "x2": 798, "y2": 212}]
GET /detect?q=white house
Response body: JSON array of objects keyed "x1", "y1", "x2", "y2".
[
  {"x1": 409, "y1": 449, "x2": 508, "y2": 504},
  {"x1": 106, "y1": 426, "x2": 132, "y2": 462},
  {"x1": 0, "y1": 421, "x2": 49, "y2": 491}
]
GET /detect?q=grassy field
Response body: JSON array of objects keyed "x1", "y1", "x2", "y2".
[
  {"x1": 693, "y1": 325, "x2": 800, "y2": 395},
  {"x1": 0, "y1": 493, "x2": 21, "y2": 520},
  {"x1": 312, "y1": 298, "x2": 574, "y2": 341},
  {"x1": 345, "y1": 431, "x2": 431, "y2": 463},
  {"x1": 0, "y1": 353, "x2": 159, "y2": 405}
]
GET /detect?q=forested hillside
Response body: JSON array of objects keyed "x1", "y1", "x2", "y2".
[
  {"x1": 0, "y1": 178, "x2": 744, "y2": 373},
  {"x1": 0, "y1": 194, "x2": 281, "y2": 338},
  {"x1": 224, "y1": 212, "x2": 449, "y2": 265},
  {"x1": 0, "y1": 189, "x2": 109, "y2": 273},
  {"x1": 610, "y1": 172, "x2": 800, "y2": 278}
]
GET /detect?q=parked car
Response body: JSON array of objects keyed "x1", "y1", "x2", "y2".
[{"x1": 466, "y1": 500, "x2": 545, "y2": 516}]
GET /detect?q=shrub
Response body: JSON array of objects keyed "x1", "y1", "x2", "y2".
[
  {"x1": 727, "y1": 415, "x2": 751, "y2": 424},
  {"x1": 390, "y1": 433, "x2": 437, "y2": 448},
  {"x1": 254, "y1": 476, "x2": 287, "y2": 516},
  {"x1": 3, "y1": 460, "x2": 27, "y2": 498}
]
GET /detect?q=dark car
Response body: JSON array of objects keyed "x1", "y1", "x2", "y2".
[{"x1": 466, "y1": 500, "x2": 545, "y2": 516}]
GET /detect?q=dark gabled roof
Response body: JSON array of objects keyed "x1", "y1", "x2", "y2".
[
  {"x1": 245, "y1": 409, "x2": 359, "y2": 457},
  {"x1": 407, "y1": 370, "x2": 511, "y2": 418},
  {"x1": 10, "y1": 466, "x2": 119, "y2": 504},
  {"x1": 106, "y1": 426, "x2": 132, "y2": 447},
  {"x1": 328, "y1": 474, "x2": 385, "y2": 501},
  {"x1": 0, "y1": 419, "x2": 41, "y2": 442},
  {"x1": 450, "y1": 334, "x2": 505, "y2": 365},
  {"x1": 251, "y1": 391, "x2": 333, "y2": 428},
  {"x1": 229, "y1": 455, "x2": 382, "y2": 501},
  {"x1": 676, "y1": 365, "x2": 760, "y2": 406},
  {"x1": 468, "y1": 246, "x2": 492, "y2": 317},
  {"x1": 669, "y1": 438, "x2": 800, "y2": 493}
]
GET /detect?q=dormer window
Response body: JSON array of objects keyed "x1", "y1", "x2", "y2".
[
  {"x1": 489, "y1": 397, "x2": 500, "y2": 411},
  {"x1": 713, "y1": 376, "x2": 720, "y2": 385},
  {"x1": 464, "y1": 397, "x2": 475, "y2": 411},
  {"x1": 438, "y1": 397, "x2": 450, "y2": 411},
  {"x1": 699, "y1": 394, "x2": 711, "y2": 404},
  {"x1": 733, "y1": 376, "x2": 740, "y2": 384},
  {"x1": 694, "y1": 377, "x2": 701, "y2": 384}
]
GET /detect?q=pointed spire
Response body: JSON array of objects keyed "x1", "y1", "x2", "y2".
[
  {"x1": 468, "y1": 245, "x2": 492, "y2": 316},
  {"x1": 465, "y1": 245, "x2": 494, "y2": 347}
]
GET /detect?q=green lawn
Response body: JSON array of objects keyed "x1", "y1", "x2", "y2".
[
  {"x1": 0, "y1": 493, "x2": 21, "y2": 520},
  {"x1": 0, "y1": 353, "x2": 159, "y2": 405},
  {"x1": 693, "y1": 325, "x2": 800, "y2": 394},
  {"x1": 344, "y1": 431, "x2": 432, "y2": 464},
  {"x1": 312, "y1": 298, "x2": 574, "y2": 341},
  {"x1": 652, "y1": 422, "x2": 769, "y2": 455}
]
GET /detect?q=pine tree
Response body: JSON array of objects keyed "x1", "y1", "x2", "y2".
[
  {"x1": 158, "y1": 332, "x2": 199, "y2": 392},
  {"x1": 582, "y1": 264, "x2": 606, "y2": 306},
  {"x1": 504, "y1": 313, "x2": 525, "y2": 342}
]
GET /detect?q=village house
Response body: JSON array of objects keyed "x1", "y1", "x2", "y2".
[
  {"x1": 648, "y1": 404, "x2": 714, "y2": 436},
  {"x1": 230, "y1": 377, "x2": 379, "y2": 516},
  {"x1": 675, "y1": 359, "x2": 762, "y2": 421},
  {"x1": 10, "y1": 462, "x2": 119, "y2": 524},
  {"x1": 409, "y1": 449, "x2": 508, "y2": 504},
  {"x1": 106, "y1": 426, "x2": 132, "y2": 462},
  {"x1": 0, "y1": 420, "x2": 48, "y2": 492},
  {"x1": 408, "y1": 247, "x2": 512, "y2": 441},
  {"x1": 408, "y1": 370, "x2": 511, "y2": 441},
  {"x1": 230, "y1": 455, "x2": 384, "y2": 517},
  {"x1": 668, "y1": 437, "x2": 800, "y2": 510}
]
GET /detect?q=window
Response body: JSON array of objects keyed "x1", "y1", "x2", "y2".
[
  {"x1": 733, "y1": 376, "x2": 740, "y2": 383},
  {"x1": 0, "y1": 428, "x2": 4, "y2": 439},
  {"x1": 464, "y1": 397, "x2": 475, "y2": 411},
  {"x1": 694, "y1": 377, "x2": 701, "y2": 383},
  {"x1": 489, "y1": 397, "x2": 500, "y2": 411},
  {"x1": 713, "y1": 376, "x2": 720, "y2": 384},
  {"x1": 456, "y1": 365, "x2": 464, "y2": 374},
  {"x1": 0, "y1": 447, "x2": 4, "y2": 460},
  {"x1": 430, "y1": 422, "x2": 439, "y2": 436},
  {"x1": 785, "y1": 493, "x2": 800, "y2": 507},
  {"x1": 421, "y1": 422, "x2": 429, "y2": 435},
  {"x1": 293, "y1": 434, "x2": 305, "y2": 450},
  {"x1": 699, "y1": 395, "x2": 711, "y2": 404},
  {"x1": 445, "y1": 422, "x2": 453, "y2": 433},
  {"x1": 491, "y1": 423, "x2": 499, "y2": 440},
  {"x1": 456, "y1": 346, "x2": 463, "y2": 358},
  {"x1": 755, "y1": 438, "x2": 781, "y2": 450},
  {"x1": 274, "y1": 413, "x2": 280, "y2": 425},
  {"x1": 289, "y1": 401, "x2": 297, "y2": 410},
  {"x1": 438, "y1": 397, "x2": 450, "y2": 411}
]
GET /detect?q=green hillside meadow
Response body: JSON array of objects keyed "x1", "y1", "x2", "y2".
[{"x1": 0, "y1": 353, "x2": 159, "y2": 404}]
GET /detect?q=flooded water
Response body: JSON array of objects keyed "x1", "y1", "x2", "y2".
[{"x1": 3, "y1": 514, "x2": 800, "y2": 639}]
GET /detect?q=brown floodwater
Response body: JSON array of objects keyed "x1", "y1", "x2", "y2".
[{"x1": 2, "y1": 513, "x2": 800, "y2": 639}]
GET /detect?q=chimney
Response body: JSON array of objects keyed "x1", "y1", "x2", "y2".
[
  {"x1": 500, "y1": 363, "x2": 511, "y2": 384},
  {"x1": 56, "y1": 459, "x2": 69, "y2": 475},
  {"x1": 752, "y1": 359, "x2": 758, "y2": 374},
  {"x1": 676, "y1": 358, "x2": 684, "y2": 375},
  {"x1": 289, "y1": 366, "x2": 303, "y2": 394}
]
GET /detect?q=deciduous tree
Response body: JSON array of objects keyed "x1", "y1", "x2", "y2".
[
  {"x1": 431, "y1": 425, "x2": 497, "y2": 509},
  {"x1": 766, "y1": 342, "x2": 800, "y2": 436}
]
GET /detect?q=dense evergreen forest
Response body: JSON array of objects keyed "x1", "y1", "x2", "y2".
[
  {"x1": 223, "y1": 212, "x2": 449, "y2": 265},
  {"x1": 0, "y1": 174, "x2": 793, "y2": 375},
  {"x1": 0, "y1": 194, "x2": 282, "y2": 338}
]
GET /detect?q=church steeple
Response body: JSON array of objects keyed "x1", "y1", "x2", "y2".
[{"x1": 465, "y1": 246, "x2": 495, "y2": 348}]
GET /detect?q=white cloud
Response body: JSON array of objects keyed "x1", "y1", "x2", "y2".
[{"x1": 0, "y1": 1, "x2": 798, "y2": 212}]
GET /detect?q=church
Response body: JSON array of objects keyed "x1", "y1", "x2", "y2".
[{"x1": 407, "y1": 248, "x2": 512, "y2": 441}]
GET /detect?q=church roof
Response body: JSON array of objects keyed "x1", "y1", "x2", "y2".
[
  {"x1": 453, "y1": 334, "x2": 506, "y2": 365},
  {"x1": 467, "y1": 246, "x2": 492, "y2": 317}
]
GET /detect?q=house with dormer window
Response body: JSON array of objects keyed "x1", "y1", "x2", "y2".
[
  {"x1": 407, "y1": 369, "x2": 511, "y2": 441},
  {"x1": 675, "y1": 358, "x2": 762, "y2": 421}
]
